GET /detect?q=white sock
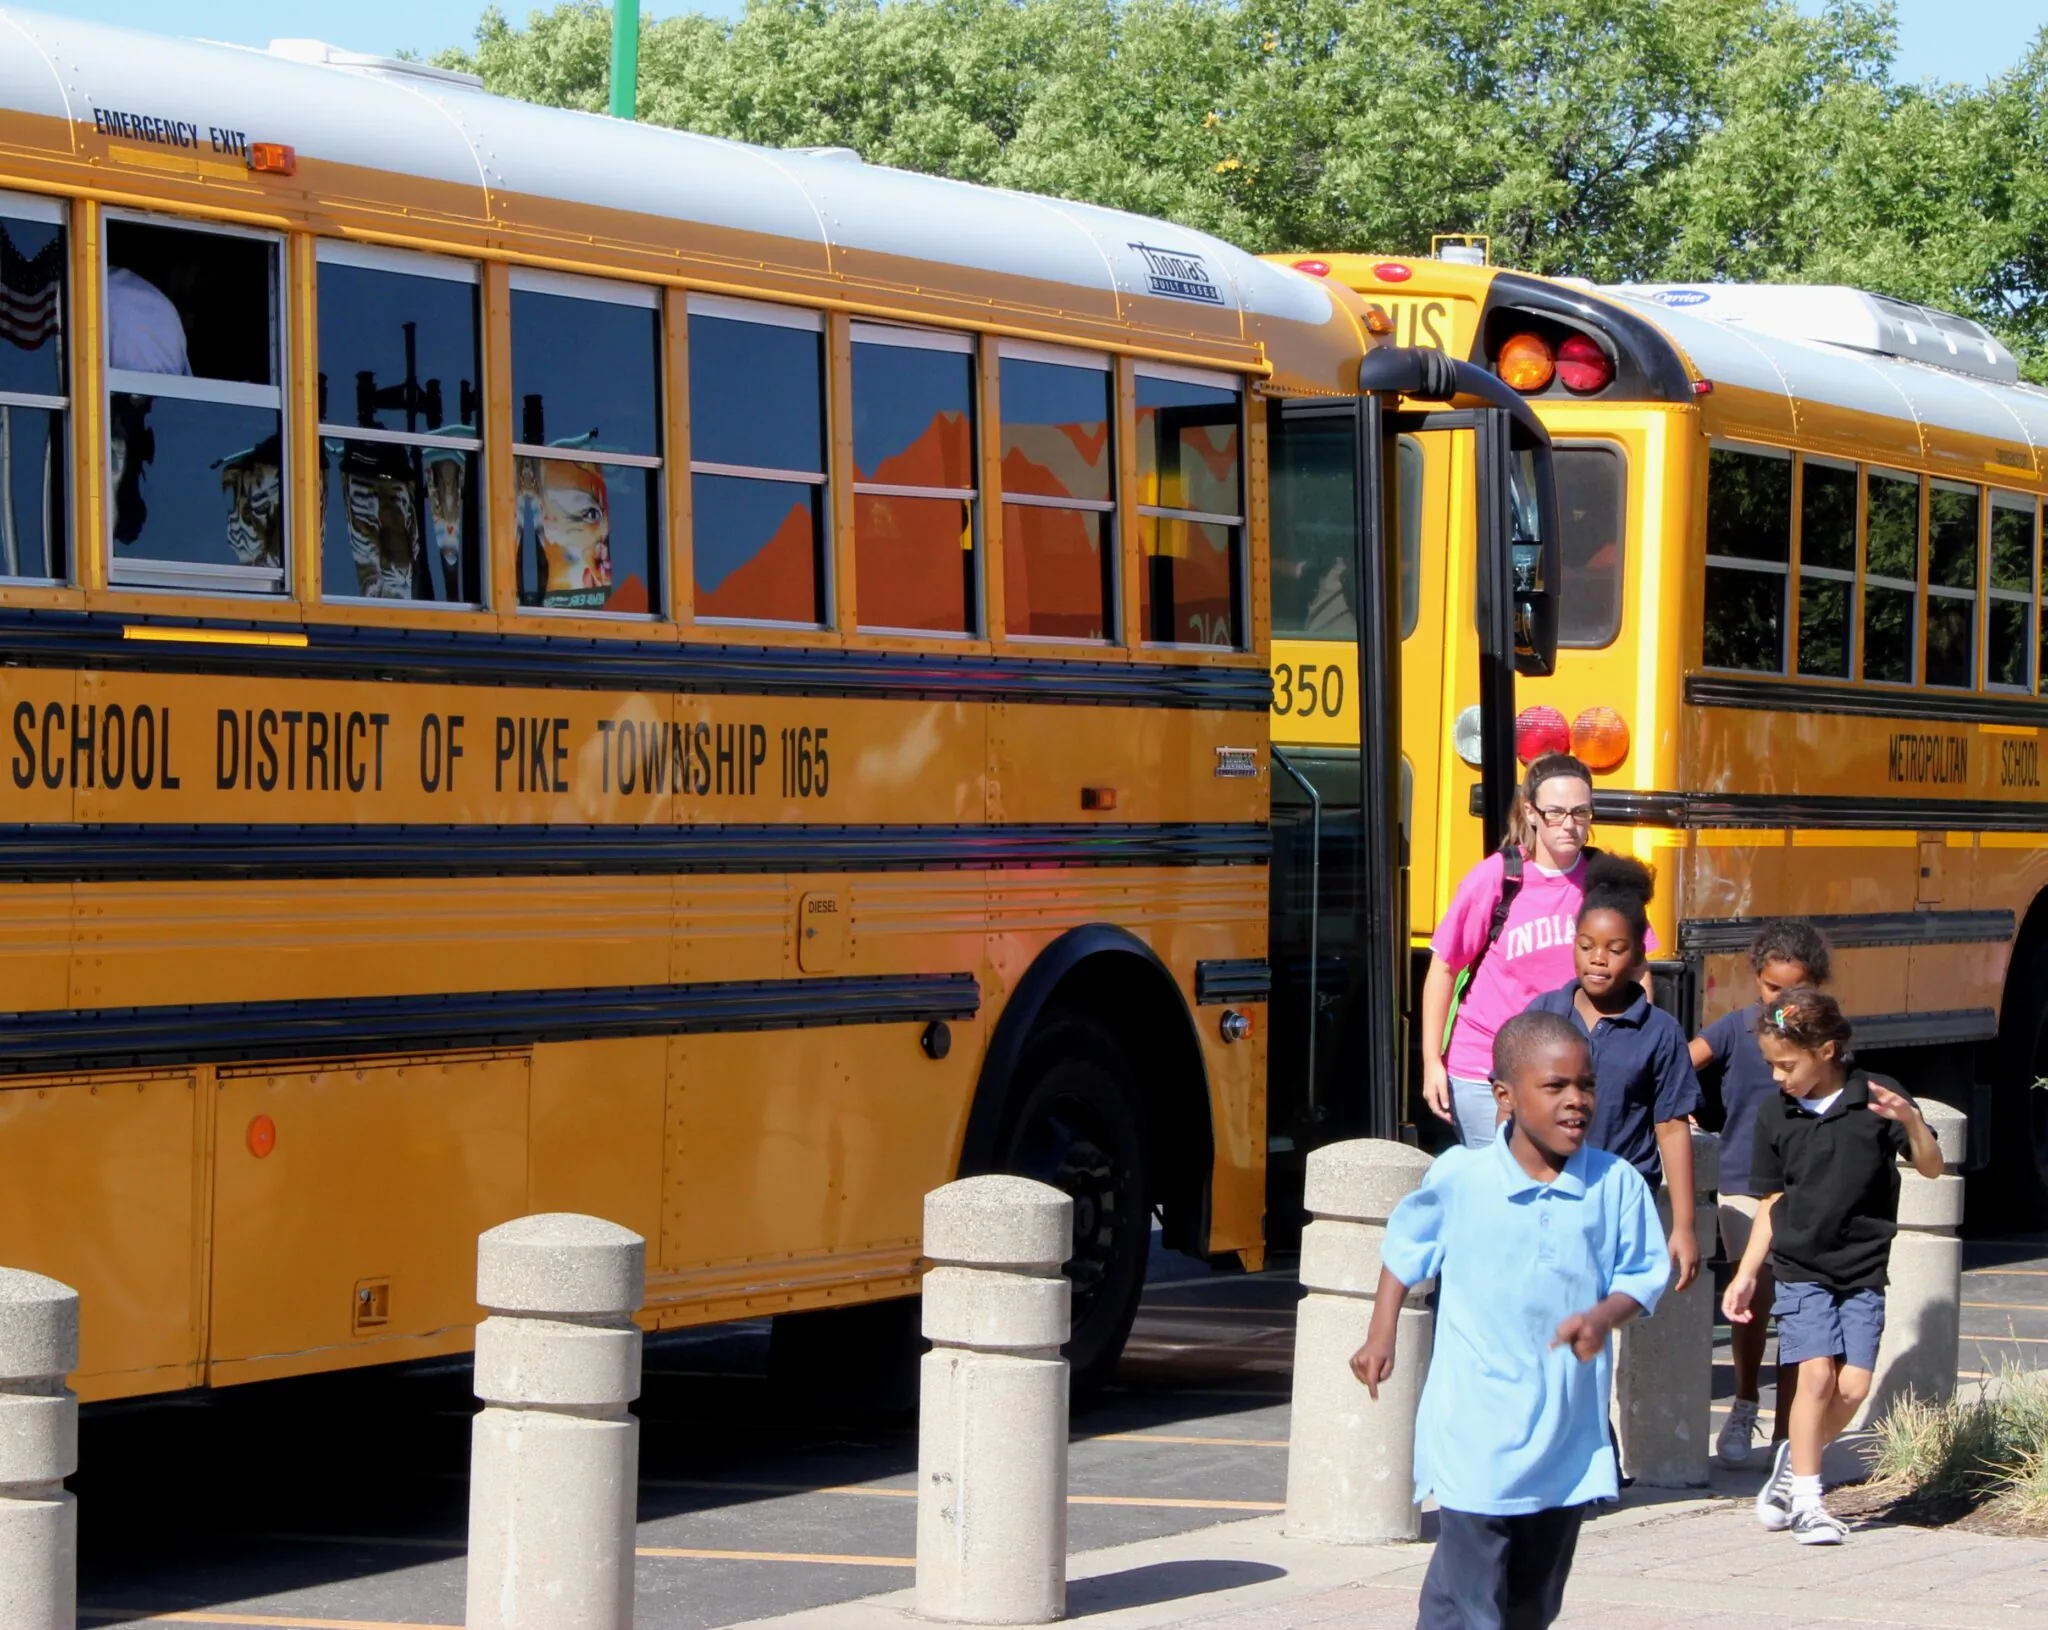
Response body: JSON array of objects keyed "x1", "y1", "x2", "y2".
[{"x1": 1791, "y1": 1473, "x2": 1823, "y2": 1512}]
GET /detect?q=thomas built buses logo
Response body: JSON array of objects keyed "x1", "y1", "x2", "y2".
[{"x1": 1131, "y1": 243, "x2": 1225, "y2": 306}]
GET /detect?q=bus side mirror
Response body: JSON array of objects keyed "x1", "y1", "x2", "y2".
[{"x1": 1508, "y1": 441, "x2": 1561, "y2": 678}]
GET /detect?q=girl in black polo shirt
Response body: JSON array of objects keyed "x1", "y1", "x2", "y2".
[
  {"x1": 1690, "y1": 919, "x2": 1834, "y2": 1467},
  {"x1": 1721, "y1": 990, "x2": 1943, "y2": 1545}
]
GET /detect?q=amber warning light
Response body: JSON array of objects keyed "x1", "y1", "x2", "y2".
[{"x1": 248, "y1": 142, "x2": 296, "y2": 176}]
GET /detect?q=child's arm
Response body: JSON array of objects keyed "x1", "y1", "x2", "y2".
[
  {"x1": 1687, "y1": 1034, "x2": 1714, "y2": 1071},
  {"x1": 1721, "y1": 1193, "x2": 1777, "y2": 1324},
  {"x1": 1868, "y1": 1080, "x2": 1944, "y2": 1178},
  {"x1": 1348, "y1": 1266, "x2": 1413, "y2": 1398},
  {"x1": 1653, "y1": 1118, "x2": 1699, "y2": 1291},
  {"x1": 1552, "y1": 1291, "x2": 1646, "y2": 1361}
]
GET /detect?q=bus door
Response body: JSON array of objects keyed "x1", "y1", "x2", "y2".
[{"x1": 1268, "y1": 369, "x2": 1555, "y2": 1219}]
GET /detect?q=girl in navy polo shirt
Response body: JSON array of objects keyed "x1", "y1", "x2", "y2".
[
  {"x1": 1691, "y1": 920, "x2": 1833, "y2": 1466},
  {"x1": 1528, "y1": 855, "x2": 1702, "y2": 1291}
]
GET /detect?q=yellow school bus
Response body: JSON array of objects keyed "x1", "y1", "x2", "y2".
[
  {"x1": 0, "y1": 13, "x2": 1560, "y2": 1397},
  {"x1": 1277, "y1": 250, "x2": 2048, "y2": 1214}
]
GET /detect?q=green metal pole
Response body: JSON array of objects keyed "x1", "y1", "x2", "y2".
[{"x1": 609, "y1": 0, "x2": 641, "y2": 119}]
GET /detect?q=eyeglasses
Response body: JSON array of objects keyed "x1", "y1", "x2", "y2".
[{"x1": 1534, "y1": 804, "x2": 1595, "y2": 827}]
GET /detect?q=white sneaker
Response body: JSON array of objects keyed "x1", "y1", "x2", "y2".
[
  {"x1": 1718, "y1": 1398, "x2": 1760, "y2": 1465},
  {"x1": 1755, "y1": 1439, "x2": 1794, "y2": 1531},
  {"x1": 1792, "y1": 1503, "x2": 1849, "y2": 1545}
]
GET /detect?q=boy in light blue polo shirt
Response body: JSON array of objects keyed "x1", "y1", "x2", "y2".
[{"x1": 1351, "y1": 1010, "x2": 1668, "y2": 1629}]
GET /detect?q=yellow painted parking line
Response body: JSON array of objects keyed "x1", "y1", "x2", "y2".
[
  {"x1": 239, "y1": 1534, "x2": 459, "y2": 1552},
  {"x1": 644, "y1": 1477, "x2": 1281, "y2": 1511},
  {"x1": 81, "y1": 1613, "x2": 451, "y2": 1630},
  {"x1": 646, "y1": 1477, "x2": 913, "y2": 1499},
  {"x1": 1089, "y1": 1432, "x2": 1289, "y2": 1448},
  {"x1": 1964, "y1": 1266, "x2": 2048, "y2": 1275},
  {"x1": 1136, "y1": 1304, "x2": 1296, "y2": 1315},
  {"x1": 637, "y1": 1547, "x2": 912, "y2": 1567},
  {"x1": 1967, "y1": 1334, "x2": 2048, "y2": 1344},
  {"x1": 1963, "y1": 1300, "x2": 2048, "y2": 1311},
  {"x1": 1070, "y1": 1495, "x2": 1282, "y2": 1511}
]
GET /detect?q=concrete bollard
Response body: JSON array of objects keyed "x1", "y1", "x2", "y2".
[
  {"x1": 1616, "y1": 1129, "x2": 1719, "y2": 1488},
  {"x1": 1284, "y1": 1138, "x2": 1434, "y2": 1544},
  {"x1": 915, "y1": 1175, "x2": 1073, "y2": 1625},
  {"x1": 1860, "y1": 1101, "x2": 1967, "y2": 1425},
  {"x1": 466, "y1": 1214, "x2": 647, "y2": 1630},
  {"x1": 0, "y1": 1270, "x2": 78, "y2": 1630}
]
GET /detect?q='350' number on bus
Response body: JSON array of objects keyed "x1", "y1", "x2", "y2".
[{"x1": 1270, "y1": 662, "x2": 1345, "y2": 718}]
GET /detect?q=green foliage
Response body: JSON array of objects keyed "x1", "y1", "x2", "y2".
[
  {"x1": 436, "y1": 1, "x2": 2048, "y2": 378},
  {"x1": 1872, "y1": 1366, "x2": 2048, "y2": 1519}
]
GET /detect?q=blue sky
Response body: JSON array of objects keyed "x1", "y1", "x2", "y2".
[{"x1": 39, "y1": 0, "x2": 2048, "y2": 86}]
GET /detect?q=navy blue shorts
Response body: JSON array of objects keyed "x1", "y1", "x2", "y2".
[{"x1": 1773, "y1": 1280, "x2": 1885, "y2": 1370}]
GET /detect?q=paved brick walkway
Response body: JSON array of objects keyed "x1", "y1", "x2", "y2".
[{"x1": 730, "y1": 1495, "x2": 2048, "y2": 1630}]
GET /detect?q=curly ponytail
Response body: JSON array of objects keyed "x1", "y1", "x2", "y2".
[{"x1": 1759, "y1": 986, "x2": 1854, "y2": 1064}]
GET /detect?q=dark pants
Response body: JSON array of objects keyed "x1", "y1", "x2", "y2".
[{"x1": 1417, "y1": 1504, "x2": 1586, "y2": 1630}]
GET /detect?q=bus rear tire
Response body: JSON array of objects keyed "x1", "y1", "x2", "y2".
[{"x1": 996, "y1": 1014, "x2": 1151, "y2": 1396}]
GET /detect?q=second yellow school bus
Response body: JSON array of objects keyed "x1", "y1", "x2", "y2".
[
  {"x1": 0, "y1": 9, "x2": 1435, "y2": 1399},
  {"x1": 1275, "y1": 248, "x2": 2048, "y2": 1216}
]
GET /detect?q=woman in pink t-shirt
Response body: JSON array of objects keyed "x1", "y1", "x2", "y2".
[{"x1": 1421, "y1": 753, "x2": 1597, "y2": 1147}]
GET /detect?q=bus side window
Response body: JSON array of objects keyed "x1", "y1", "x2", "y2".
[
  {"x1": 1988, "y1": 491, "x2": 2036, "y2": 691},
  {"x1": 105, "y1": 216, "x2": 285, "y2": 595},
  {"x1": 1136, "y1": 368, "x2": 1244, "y2": 649},
  {"x1": 1863, "y1": 468, "x2": 1922, "y2": 683},
  {"x1": 1926, "y1": 481, "x2": 1980, "y2": 689},
  {"x1": 512, "y1": 271, "x2": 664, "y2": 618},
  {"x1": 1701, "y1": 445, "x2": 1790, "y2": 672},
  {"x1": 1796, "y1": 457, "x2": 1856, "y2": 678},
  {"x1": 0, "y1": 193, "x2": 67, "y2": 583},
  {"x1": 998, "y1": 345, "x2": 1116, "y2": 643},
  {"x1": 852, "y1": 323, "x2": 980, "y2": 636},
  {"x1": 316, "y1": 243, "x2": 483, "y2": 606},
  {"x1": 688, "y1": 297, "x2": 829, "y2": 627}
]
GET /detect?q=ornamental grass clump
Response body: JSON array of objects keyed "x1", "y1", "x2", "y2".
[{"x1": 1870, "y1": 1366, "x2": 2048, "y2": 1525}]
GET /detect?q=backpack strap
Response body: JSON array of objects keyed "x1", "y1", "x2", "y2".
[{"x1": 1464, "y1": 845, "x2": 1525, "y2": 990}]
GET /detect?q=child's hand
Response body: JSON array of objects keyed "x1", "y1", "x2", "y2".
[
  {"x1": 1667, "y1": 1226, "x2": 1700, "y2": 1292},
  {"x1": 1349, "y1": 1334, "x2": 1397, "y2": 1399},
  {"x1": 1550, "y1": 1306, "x2": 1613, "y2": 1362},
  {"x1": 1866, "y1": 1081, "x2": 1923, "y2": 1128},
  {"x1": 1722, "y1": 1272, "x2": 1756, "y2": 1325}
]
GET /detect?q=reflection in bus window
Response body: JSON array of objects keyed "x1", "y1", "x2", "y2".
[
  {"x1": 1701, "y1": 446, "x2": 1790, "y2": 672},
  {"x1": 1863, "y1": 469, "x2": 1920, "y2": 683},
  {"x1": 1137, "y1": 371, "x2": 1242, "y2": 647},
  {"x1": 1555, "y1": 445, "x2": 1623, "y2": 647},
  {"x1": 513, "y1": 279, "x2": 662, "y2": 616},
  {"x1": 0, "y1": 197, "x2": 67, "y2": 581},
  {"x1": 1796, "y1": 458, "x2": 1856, "y2": 678},
  {"x1": 689, "y1": 300, "x2": 828, "y2": 626},
  {"x1": 1926, "y1": 481, "x2": 1979, "y2": 689},
  {"x1": 316, "y1": 248, "x2": 482, "y2": 603},
  {"x1": 1000, "y1": 351, "x2": 1114, "y2": 641},
  {"x1": 105, "y1": 217, "x2": 284, "y2": 593},
  {"x1": 853, "y1": 327, "x2": 977, "y2": 634},
  {"x1": 1989, "y1": 492, "x2": 2035, "y2": 691},
  {"x1": 1268, "y1": 416, "x2": 1421, "y2": 642}
]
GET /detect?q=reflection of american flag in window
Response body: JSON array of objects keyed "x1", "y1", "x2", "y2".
[{"x1": 0, "y1": 226, "x2": 60, "y2": 350}]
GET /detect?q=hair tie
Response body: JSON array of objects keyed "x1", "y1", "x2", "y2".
[{"x1": 1770, "y1": 1005, "x2": 1789, "y2": 1028}]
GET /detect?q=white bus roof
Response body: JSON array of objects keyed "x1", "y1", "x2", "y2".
[
  {"x1": 0, "y1": 7, "x2": 1342, "y2": 353},
  {"x1": 1595, "y1": 282, "x2": 2048, "y2": 467}
]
